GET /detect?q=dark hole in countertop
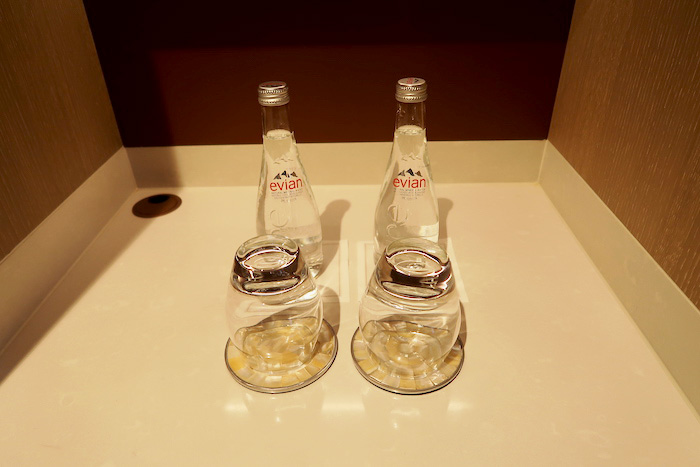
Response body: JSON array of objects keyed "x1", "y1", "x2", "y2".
[{"x1": 132, "y1": 194, "x2": 181, "y2": 218}]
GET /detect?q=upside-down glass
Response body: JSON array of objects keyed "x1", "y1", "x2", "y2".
[
  {"x1": 224, "y1": 235, "x2": 336, "y2": 393},
  {"x1": 352, "y1": 238, "x2": 463, "y2": 394}
]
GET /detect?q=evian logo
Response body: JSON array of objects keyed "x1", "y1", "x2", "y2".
[
  {"x1": 270, "y1": 170, "x2": 303, "y2": 191},
  {"x1": 393, "y1": 168, "x2": 426, "y2": 189}
]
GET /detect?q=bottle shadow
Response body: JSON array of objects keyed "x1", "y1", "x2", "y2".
[
  {"x1": 459, "y1": 301, "x2": 468, "y2": 348},
  {"x1": 318, "y1": 199, "x2": 350, "y2": 275},
  {"x1": 318, "y1": 286, "x2": 341, "y2": 335},
  {"x1": 438, "y1": 197, "x2": 454, "y2": 250}
]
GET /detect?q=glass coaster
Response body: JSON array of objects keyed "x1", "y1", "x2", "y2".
[
  {"x1": 350, "y1": 327, "x2": 464, "y2": 395},
  {"x1": 225, "y1": 319, "x2": 337, "y2": 393}
]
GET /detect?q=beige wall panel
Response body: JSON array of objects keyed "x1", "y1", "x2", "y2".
[
  {"x1": 0, "y1": 0, "x2": 122, "y2": 258},
  {"x1": 549, "y1": 0, "x2": 700, "y2": 306}
]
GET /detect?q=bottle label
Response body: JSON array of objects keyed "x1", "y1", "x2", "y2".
[
  {"x1": 268, "y1": 168, "x2": 304, "y2": 200},
  {"x1": 392, "y1": 165, "x2": 427, "y2": 200}
]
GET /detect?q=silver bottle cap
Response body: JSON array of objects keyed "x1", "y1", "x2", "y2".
[
  {"x1": 258, "y1": 81, "x2": 290, "y2": 106},
  {"x1": 395, "y1": 77, "x2": 427, "y2": 103}
]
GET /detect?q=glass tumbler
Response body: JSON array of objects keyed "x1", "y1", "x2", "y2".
[
  {"x1": 224, "y1": 235, "x2": 336, "y2": 393},
  {"x1": 352, "y1": 238, "x2": 464, "y2": 394}
]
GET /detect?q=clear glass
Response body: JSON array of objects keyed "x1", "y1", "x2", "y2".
[
  {"x1": 373, "y1": 100, "x2": 439, "y2": 260},
  {"x1": 226, "y1": 235, "x2": 322, "y2": 374},
  {"x1": 256, "y1": 103, "x2": 323, "y2": 276},
  {"x1": 358, "y1": 238, "x2": 460, "y2": 378}
]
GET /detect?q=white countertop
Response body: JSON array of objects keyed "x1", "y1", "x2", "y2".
[{"x1": 1, "y1": 183, "x2": 699, "y2": 465}]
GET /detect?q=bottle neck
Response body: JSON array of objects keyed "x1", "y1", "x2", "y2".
[
  {"x1": 395, "y1": 101, "x2": 426, "y2": 130},
  {"x1": 261, "y1": 104, "x2": 292, "y2": 135}
]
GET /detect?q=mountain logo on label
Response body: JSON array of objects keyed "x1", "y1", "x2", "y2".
[
  {"x1": 273, "y1": 170, "x2": 298, "y2": 180},
  {"x1": 397, "y1": 168, "x2": 423, "y2": 178}
]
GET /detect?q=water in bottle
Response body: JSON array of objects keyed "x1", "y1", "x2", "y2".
[
  {"x1": 374, "y1": 77, "x2": 439, "y2": 260},
  {"x1": 256, "y1": 82, "x2": 323, "y2": 275}
]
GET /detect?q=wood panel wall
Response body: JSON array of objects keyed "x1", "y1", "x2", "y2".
[
  {"x1": 549, "y1": 0, "x2": 700, "y2": 306},
  {"x1": 0, "y1": 0, "x2": 122, "y2": 259},
  {"x1": 83, "y1": 1, "x2": 574, "y2": 146}
]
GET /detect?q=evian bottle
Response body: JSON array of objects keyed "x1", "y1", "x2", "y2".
[
  {"x1": 373, "y1": 77, "x2": 439, "y2": 259},
  {"x1": 256, "y1": 81, "x2": 323, "y2": 276}
]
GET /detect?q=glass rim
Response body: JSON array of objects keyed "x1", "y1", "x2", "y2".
[
  {"x1": 375, "y1": 239, "x2": 454, "y2": 300},
  {"x1": 231, "y1": 235, "x2": 307, "y2": 296}
]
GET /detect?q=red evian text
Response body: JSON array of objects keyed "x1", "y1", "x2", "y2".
[
  {"x1": 270, "y1": 178, "x2": 303, "y2": 191},
  {"x1": 393, "y1": 178, "x2": 426, "y2": 189}
]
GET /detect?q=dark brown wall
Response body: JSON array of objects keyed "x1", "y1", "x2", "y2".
[
  {"x1": 549, "y1": 0, "x2": 700, "y2": 306},
  {"x1": 0, "y1": 1, "x2": 122, "y2": 259},
  {"x1": 83, "y1": 1, "x2": 575, "y2": 146}
]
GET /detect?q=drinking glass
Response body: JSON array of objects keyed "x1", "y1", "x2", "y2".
[
  {"x1": 352, "y1": 238, "x2": 463, "y2": 394},
  {"x1": 225, "y1": 235, "x2": 336, "y2": 393}
]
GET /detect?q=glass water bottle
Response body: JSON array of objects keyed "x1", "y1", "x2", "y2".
[
  {"x1": 256, "y1": 82, "x2": 323, "y2": 276},
  {"x1": 373, "y1": 78, "x2": 439, "y2": 260}
]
